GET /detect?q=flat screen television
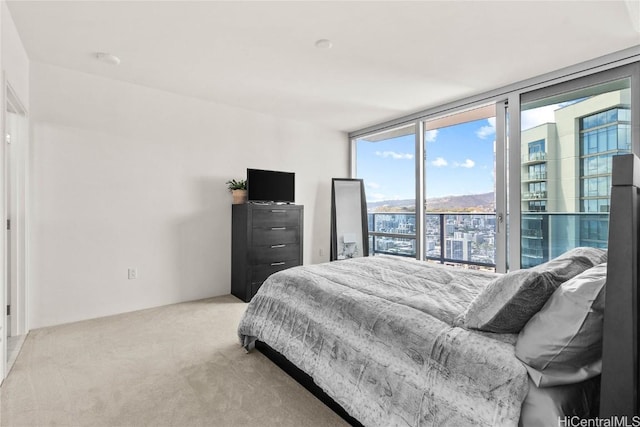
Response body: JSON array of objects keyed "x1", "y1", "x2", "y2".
[{"x1": 247, "y1": 168, "x2": 295, "y2": 204}]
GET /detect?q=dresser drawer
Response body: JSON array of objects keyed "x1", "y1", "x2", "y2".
[
  {"x1": 251, "y1": 260, "x2": 299, "y2": 286},
  {"x1": 253, "y1": 227, "x2": 299, "y2": 246},
  {"x1": 251, "y1": 208, "x2": 300, "y2": 228},
  {"x1": 251, "y1": 243, "x2": 300, "y2": 264}
]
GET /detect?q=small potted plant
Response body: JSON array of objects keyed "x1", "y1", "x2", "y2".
[{"x1": 226, "y1": 179, "x2": 247, "y2": 204}]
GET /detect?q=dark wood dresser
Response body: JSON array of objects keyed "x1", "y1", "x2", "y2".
[{"x1": 231, "y1": 203, "x2": 304, "y2": 302}]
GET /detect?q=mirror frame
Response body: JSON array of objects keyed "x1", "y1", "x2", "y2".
[{"x1": 330, "y1": 178, "x2": 369, "y2": 261}]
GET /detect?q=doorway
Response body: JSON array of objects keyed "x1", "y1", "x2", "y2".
[{"x1": 3, "y1": 81, "x2": 28, "y2": 380}]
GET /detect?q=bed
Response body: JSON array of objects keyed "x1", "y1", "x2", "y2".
[{"x1": 238, "y1": 153, "x2": 640, "y2": 426}]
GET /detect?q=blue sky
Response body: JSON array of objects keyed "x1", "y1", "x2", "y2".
[{"x1": 356, "y1": 117, "x2": 497, "y2": 201}]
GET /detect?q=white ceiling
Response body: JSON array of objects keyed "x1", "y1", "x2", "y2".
[{"x1": 6, "y1": 1, "x2": 640, "y2": 132}]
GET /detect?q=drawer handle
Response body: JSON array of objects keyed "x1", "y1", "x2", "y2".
[
  {"x1": 271, "y1": 227, "x2": 286, "y2": 230},
  {"x1": 271, "y1": 209, "x2": 287, "y2": 213},
  {"x1": 271, "y1": 262, "x2": 286, "y2": 266},
  {"x1": 271, "y1": 244, "x2": 286, "y2": 248}
]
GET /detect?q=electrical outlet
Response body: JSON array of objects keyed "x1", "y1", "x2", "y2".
[
  {"x1": 319, "y1": 248, "x2": 324, "y2": 257},
  {"x1": 128, "y1": 268, "x2": 138, "y2": 280}
]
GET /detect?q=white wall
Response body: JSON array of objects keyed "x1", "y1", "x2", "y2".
[{"x1": 29, "y1": 62, "x2": 348, "y2": 328}]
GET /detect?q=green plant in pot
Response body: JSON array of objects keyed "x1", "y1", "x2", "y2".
[{"x1": 226, "y1": 179, "x2": 247, "y2": 204}]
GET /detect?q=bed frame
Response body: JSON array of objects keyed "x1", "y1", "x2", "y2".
[
  {"x1": 257, "y1": 153, "x2": 640, "y2": 422},
  {"x1": 256, "y1": 341, "x2": 363, "y2": 426},
  {"x1": 600, "y1": 153, "x2": 640, "y2": 417}
]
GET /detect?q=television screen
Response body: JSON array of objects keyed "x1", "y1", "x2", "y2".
[{"x1": 247, "y1": 168, "x2": 295, "y2": 203}]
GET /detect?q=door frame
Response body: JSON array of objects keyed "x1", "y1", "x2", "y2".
[
  {"x1": 1, "y1": 72, "x2": 7, "y2": 383},
  {"x1": 5, "y1": 82, "x2": 27, "y2": 337},
  {"x1": 509, "y1": 62, "x2": 640, "y2": 270},
  {"x1": 1, "y1": 75, "x2": 29, "y2": 383}
]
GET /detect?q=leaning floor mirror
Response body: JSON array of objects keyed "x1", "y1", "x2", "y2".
[{"x1": 330, "y1": 178, "x2": 369, "y2": 261}]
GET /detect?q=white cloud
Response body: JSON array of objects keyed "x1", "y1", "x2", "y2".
[
  {"x1": 521, "y1": 104, "x2": 561, "y2": 131},
  {"x1": 367, "y1": 181, "x2": 381, "y2": 190},
  {"x1": 454, "y1": 159, "x2": 475, "y2": 168},
  {"x1": 431, "y1": 157, "x2": 448, "y2": 167},
  {"x1": 425, "y1": 129, "x2": 439, "y2": 143},
  {"x1": 476, "y1": 126, "x2": 494, "y2": 140},
  {"x1": 476, "y1": 117, "x2": 496, "y2": 139},
  {"x1": 375, "y1": 150, "x2": 414, "y2": 160}
]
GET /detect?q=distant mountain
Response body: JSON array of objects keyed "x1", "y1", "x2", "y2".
[
  {"x1": 426, "y1": 192, "x2": 495, "y2": 212},
  {"x1": 368, "y1": 192, "x2": 495, "y2": 213},
  {"x1": 367, "y1": 199, "x2": 415, "y2": 211}
]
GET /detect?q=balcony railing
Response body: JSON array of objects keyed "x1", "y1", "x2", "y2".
[
  {"x1": 523, "y1": 172, "x2": 547, "y2": 181},
  {"x1": 522, "y1": 152, "x2": 547, "y2": 163},
  {"x1": 520, "y1": 212, "x2": 609, "y2": 267},
  {"x1": 522, "y1": 191, "x2": 548, "y2": 200},
  {"x1": 368, "y1": 211, "x2": 611, "y2": 270},
  {"x1": 521, "y1": 247, "x2": 545, "y2": 258},
  {"x1": 522, "y1": 227, "x2": 544, "y2": 238},
  {"x1": 368, "y1": 212, "x2": 497, "y2": 269}
]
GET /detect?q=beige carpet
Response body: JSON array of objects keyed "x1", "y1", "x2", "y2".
[{"x1": 0, "y1": 295, "x2": 348, "y2": 427}]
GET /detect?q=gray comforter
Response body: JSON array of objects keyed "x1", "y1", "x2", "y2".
[{"x1": 238, "y1": 256, "x2": 529, "y2": 426}]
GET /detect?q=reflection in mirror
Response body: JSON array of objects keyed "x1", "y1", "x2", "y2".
[{"x1": 331, "y1": 179, "x2": 369, "y2": 261}]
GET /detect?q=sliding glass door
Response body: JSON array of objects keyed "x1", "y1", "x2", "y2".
[
  {"x1": 519, "y1": 70, "x2": 634, "y2": 267},
  {"x1": 423, "y1": 104, "x2": 501, "y2": 270},
  {"x1": 353, "y1": 104, "x2": 508, "y2": 272}
]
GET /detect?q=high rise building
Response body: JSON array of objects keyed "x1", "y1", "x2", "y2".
[
  {"x1": 445, "y1": 233, "x2": 473, "y2": 261},
  {"x1": 521, "y1": 90, "x2": 631, "y2": 267}
]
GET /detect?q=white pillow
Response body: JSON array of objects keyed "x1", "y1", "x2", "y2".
[{"x1": 515, "y1": 263, "x2": 607, "y2": 387}]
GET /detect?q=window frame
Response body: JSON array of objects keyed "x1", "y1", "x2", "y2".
[{"x1": 350, "y1": 51, "x2": 640, "y2": 271}]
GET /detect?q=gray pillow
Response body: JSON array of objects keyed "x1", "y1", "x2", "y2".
[
  {"x1": 515, "y1": 263, "x2": 607, "y2": 387},
  {"x1": 461, "y1": 247, "x2": 607, "y2": 333}
]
